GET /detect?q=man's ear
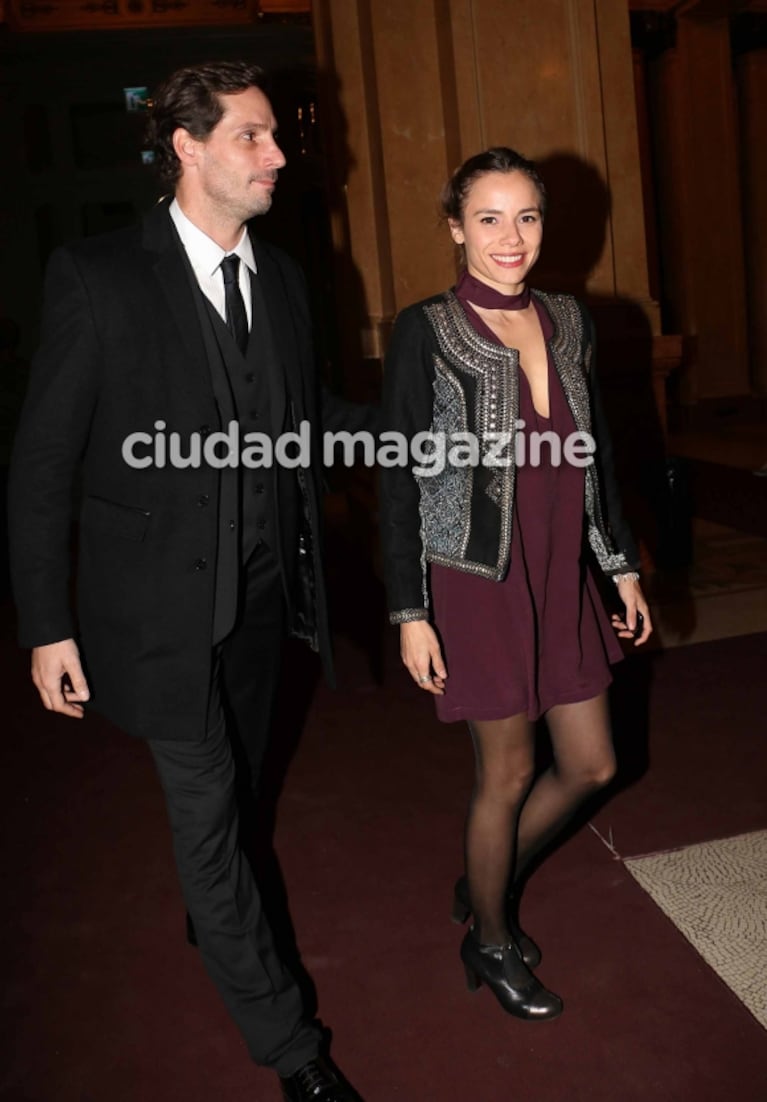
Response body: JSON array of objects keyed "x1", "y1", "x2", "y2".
[{"x1": 172, "y1": 127, "x2": 202, "y2": 171}]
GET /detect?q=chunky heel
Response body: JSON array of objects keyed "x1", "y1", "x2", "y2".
[
  {"x1": 459, "y1": 928, "x2": 562, "y2": 1021},
  {"x1": 464, "y1": 962, "x2": 481, "y2": 992}
]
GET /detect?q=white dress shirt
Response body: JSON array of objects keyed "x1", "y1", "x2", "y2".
[{"x1": 169, "y1": 198, "x2": 256, "y2": 329}]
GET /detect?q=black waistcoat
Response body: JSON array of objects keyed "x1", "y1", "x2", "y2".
[{"x1": 195, "y1": 271, "x2": 289, "y2": 642}]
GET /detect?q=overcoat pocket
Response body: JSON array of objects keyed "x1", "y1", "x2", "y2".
[{"x1": 81, "y1": 495, "x2": 152, "y2": 542}]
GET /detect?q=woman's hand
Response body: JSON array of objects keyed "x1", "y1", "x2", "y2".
[
  {"x1": 400, "y1": 621, "x2": 448, "y2": 694},
  {"x1": 611, "y1": 575, "x2": 653, "y2": 646}
]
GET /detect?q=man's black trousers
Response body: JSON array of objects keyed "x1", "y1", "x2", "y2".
[{"x1": 148, "y1": 545, "x2": 320, "y2": 1074}]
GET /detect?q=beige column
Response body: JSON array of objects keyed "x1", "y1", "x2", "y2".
[
  {"x1": 650, "y1": 14, "x2": 750, "y2": 403},
  {"x1": 595, "y1": 0, "x2": 656, "y2": 312},
  {"x1": 735, "y1": 47, "x2": 767, "y2": 397},
  {"x1": 312, "y1": 0, "x2": 396, "y2": 363},
  {"x1": 313, "y1": 0, "x2": 456, "y2": 359},
  {"x1": 314, "y1": 0, "x2": 660, "y2": 349}
]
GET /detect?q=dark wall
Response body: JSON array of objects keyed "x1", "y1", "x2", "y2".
[{"x1": 0, "y1": 20, "x2": 332, "y2": 359}]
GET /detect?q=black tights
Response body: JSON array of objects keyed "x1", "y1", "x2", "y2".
[{"x1": 465, "y1": 694, "x2": 616, "y2": 945}]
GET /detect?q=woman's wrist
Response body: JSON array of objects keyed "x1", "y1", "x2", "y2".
[
  {"x1": 612, "y1": 571, "x2": 640, "y2": 585},
  {"x1": 389, "y1": 608, "x2": 428, "y2": 625}
]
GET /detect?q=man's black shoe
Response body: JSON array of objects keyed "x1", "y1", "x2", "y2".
[{"x1": 279, "y1": 1056, "x2": 362, "y2": 1101}]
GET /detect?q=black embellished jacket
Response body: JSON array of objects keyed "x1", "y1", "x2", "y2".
[{"x1": 379, "y1": 288, "x2": 640, "y2": 624}]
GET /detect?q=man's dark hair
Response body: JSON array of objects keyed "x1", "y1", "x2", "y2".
[
  {"x1": 147, "y1": 60, "x2": 267, "y2": 189},
  {"x1": 440, "y1": 146, "x2": 548, "y2": 223}
]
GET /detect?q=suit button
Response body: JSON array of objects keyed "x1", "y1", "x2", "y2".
[
  {"x1": 256, "y1": 519, "x2": 266, "y2": 530},
  {"x1": 254, "y1": 483, "x2": 264, "y2": 494},
  {"x1": 249, "y1": 409, "x2": 259, "y2": 419},
  {"x1": 194, "y1": 558, "x2": 208, "y2": 571},
  {"x1": 199, "y1": 425, "x2": 211, "y2": 438},
  {"x1": 245, "y1": 373, "x2": 255, "y2": 383},
  {"x1": 197, "y1": 494, "x2": 209, "y2": 507},
  {"x1": 228, "y1": 520, "x2": 236, "y2": 530}
]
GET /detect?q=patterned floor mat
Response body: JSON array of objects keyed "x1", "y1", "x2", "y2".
[{"x1": 625, "y1": 831, "x2": 767, "y2": 1029}]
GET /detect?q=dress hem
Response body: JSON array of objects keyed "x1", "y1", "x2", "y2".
[{"x1": 435, "y1": 669, "x2": 616, "y2": 725}]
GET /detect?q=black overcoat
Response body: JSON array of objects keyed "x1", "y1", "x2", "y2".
[{"x1": 9, "y1": 198, "x2": 366, "y2": 739}]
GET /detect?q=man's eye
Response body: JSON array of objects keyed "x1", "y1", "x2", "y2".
[{"x1": 480, "y1": 216, "x2": 496, "y2": 224}]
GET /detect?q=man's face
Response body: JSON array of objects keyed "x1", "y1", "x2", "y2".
[{"x1": 188, "y1": 86, "x2": 286, "y2": 221}]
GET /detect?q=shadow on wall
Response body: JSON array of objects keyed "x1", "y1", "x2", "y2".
[
  {"x1": 310, "y1": 66, "x2": 386, "y2": 674},
  {"x1": 313, "y1": 65, "x2": 382, "y2": 405},
  {"x1": 534, "y1": 152, "x2": 695, "y2": 638}
]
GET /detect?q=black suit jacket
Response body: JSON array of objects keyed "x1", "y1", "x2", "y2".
[{"x1": 9, "y1": 198, "x2": 371, "y2": 739}]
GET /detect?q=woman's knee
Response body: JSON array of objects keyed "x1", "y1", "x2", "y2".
[
  {"x1": 567, "y1": 754, "x2": 617, "y2": 791},
  {"x1": 477, "y1": 762, "x2": 536, "y2": 805}
]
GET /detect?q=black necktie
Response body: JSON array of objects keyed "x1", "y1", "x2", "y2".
[{"x1": 221, "y1": 254, "x2": 249, "y2": 354}]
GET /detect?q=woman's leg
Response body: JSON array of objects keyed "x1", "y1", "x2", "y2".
[
  {"x1": 461, "y1": 714, "x2": 563, "y2": 1020},
  {"x1": 513, "y1": 692, "x2": 616, "y2": 884},
  {"x1": 465, "y1": 714, "x2": 536, "y2": 945}
]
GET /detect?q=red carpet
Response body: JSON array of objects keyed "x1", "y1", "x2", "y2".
[{"x1": 2, "y1": 603, "x2": 766, "y2": 1101}]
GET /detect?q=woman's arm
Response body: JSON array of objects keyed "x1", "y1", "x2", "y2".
[
  {"x1": 590, "y1": 366, "x2": 642, "y2": 571},
  {"x1": 580, "y1": 306, "x2": 641, "y2": 571},
  {"x1": 580, "y1": 306, "x2": 652, "y2": 645},
  {"x1": 379, "y1": 305, "x2": 450, "y2": 688},
  {"x1": 378, "y1": 305, "x2": 437, "y2": 621}
]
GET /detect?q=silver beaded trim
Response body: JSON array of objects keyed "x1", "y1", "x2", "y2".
[
  {"x1": 389, "y1": 608, "x2": 429, "y2": 625},
  {"x1": 423, "y1": 293, "x2": 517, "y2": 578},
  {"x1": 417, "y1": 356, "x2": 472, "y2": 562},
  {"x1": 612, "y1": 571, "x2": 640, "y2": 585},
  {"x1": 398, "y1": 289, "x2": 629, "y2": 604}
]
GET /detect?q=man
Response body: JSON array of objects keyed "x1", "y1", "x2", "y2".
[{"x1": 9, "y1": 61, "x2": 371, "y2": 1101}]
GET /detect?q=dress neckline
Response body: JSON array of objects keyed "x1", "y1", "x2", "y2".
[{"x1": 450, "y1": 284, "x2": 552, "y2": 421}]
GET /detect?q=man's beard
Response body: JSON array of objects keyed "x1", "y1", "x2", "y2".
[
  {"x1": 244, "y1": 174, "x2": 278, "y2": 218},
  {"x1": 247, "y1": 192, "x2": 273, "y2": 217}
]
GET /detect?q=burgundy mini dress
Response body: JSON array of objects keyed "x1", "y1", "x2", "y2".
[{"x1": 430, "y1": 272, "x2": 623, "y2": 724}]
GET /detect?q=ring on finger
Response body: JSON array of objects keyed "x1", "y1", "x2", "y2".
[{"x1": 418, "y1": 675, "x2": 432, "y2": 684}]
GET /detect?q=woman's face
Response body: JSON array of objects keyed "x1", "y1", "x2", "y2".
[{"x1": 449, "y1": 170, "x2": 544, "y2": 294}]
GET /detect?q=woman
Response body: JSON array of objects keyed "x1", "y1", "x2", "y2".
[{"x1": 380, "y1": 148, "x2": 652, "y2": 1021}]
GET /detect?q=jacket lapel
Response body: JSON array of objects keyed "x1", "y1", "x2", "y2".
[
  {"x1": 141, "y1": 200, "x2": 213, "y2": 402},
  {"x1": 536, "y1": 290, "x2": 593, "y2": 436},
  {"x1": 250, "y1": 236, "x2": 306, "y2": 415}
]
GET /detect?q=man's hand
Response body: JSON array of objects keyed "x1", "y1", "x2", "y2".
[
  {"x1": 31, "y1": 639, "x2": 90, "y2": 718},
  {"x1": 400, "y1": 621, "x2": 448, "y2": 695}
]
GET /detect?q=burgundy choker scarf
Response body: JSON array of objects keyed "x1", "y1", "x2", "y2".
[{"x1": 456, "y1": 269, "x2": 531, "y2": 310}]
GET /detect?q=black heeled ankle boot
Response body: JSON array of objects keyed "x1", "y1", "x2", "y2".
[
  {"x1": 460, "y1": 928, "x2": 562, "y2": 1021},
  {"x1": 451, "y1": 875, "x2": 542, "y2": 968}
]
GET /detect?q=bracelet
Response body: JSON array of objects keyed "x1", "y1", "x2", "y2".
[{"x1": 612, "y1": 571, "x2": 640, "y2": 585}]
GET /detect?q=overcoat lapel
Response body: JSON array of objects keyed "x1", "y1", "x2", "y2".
[
  {"x1": 250, "y1": 236, "x2": 306, "y2": 416},
  {"x1": 141, "y1": 200, "x2": 213, "y2": 405}
]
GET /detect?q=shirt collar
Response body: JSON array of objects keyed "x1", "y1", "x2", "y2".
[{"x1": 169, "y1": 198, "x2": 257, "y2": 276}]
